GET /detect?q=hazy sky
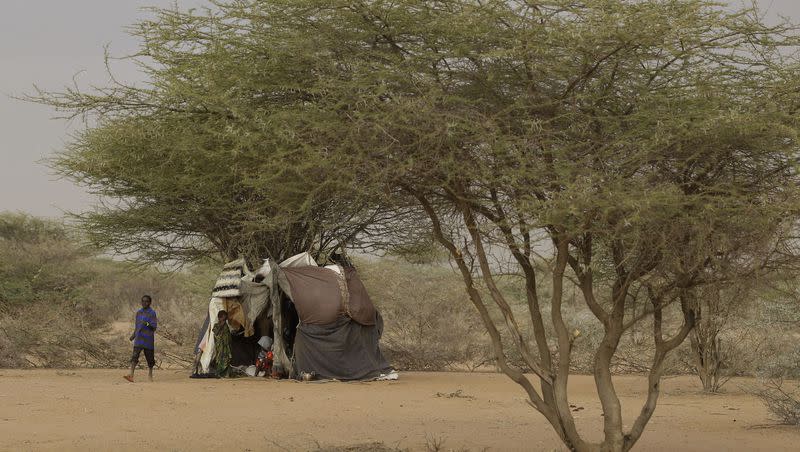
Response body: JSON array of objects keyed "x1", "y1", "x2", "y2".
[
  {"x1": 0, "y1": 0, "x2": 206, "y2": 217},
  {"x1": 1, "y1": 1, "x2": 799, "y2": 218}
]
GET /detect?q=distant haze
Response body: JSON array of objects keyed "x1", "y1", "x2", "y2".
[
  {"x1": 1, "y1": 0, "x2": 798, "y2": 217},
  {"x1": 0, "y1": 0, "x2": 207, "y2": 217}
]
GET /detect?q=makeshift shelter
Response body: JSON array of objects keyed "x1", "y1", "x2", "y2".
[{"x1": 193, "y1": 252, "x2": 395, "y2": 381}]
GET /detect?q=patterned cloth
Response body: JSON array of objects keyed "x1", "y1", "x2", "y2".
[
  {"x1": 212, "y1": 258, "x2": 248, "y2": 298},
  {"x1": 212, "y1": 322, "x2": 232, "y2": 377},
  {"x1": 133, "y1": 307, "x2": 158, "y2": 350}
]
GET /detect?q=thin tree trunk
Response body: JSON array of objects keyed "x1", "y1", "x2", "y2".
[
  {"x1": 458, "y1": 200, "x2": 551, "y2": 381},
  {"x1": 624, "y1": 296, "x2": 695, "y2": 450},
  {"x1": 484, "y1": 192, "x2": 557, "y2": 407},
  {"x1": 550, "y1": 236, "x2": 591, "y2": 451},
  {"x1": 593, "y1": 278, "x2": 629, "y2": 452}
]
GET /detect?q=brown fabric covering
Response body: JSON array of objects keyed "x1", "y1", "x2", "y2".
[
  {"x1": 344, "y1": 268, "x2": 377, "y2": 326},
  {"x1": 293, "y1": 313, "x2": 391, "y2": 380},
  {"x1": 280, "y1": 267, "x2": 343, "y2": 325},
  {"x1": 222, "y1": 299, "x2": 248, "y2": 335}
]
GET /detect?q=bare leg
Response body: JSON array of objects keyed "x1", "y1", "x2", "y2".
[
  {"x1": 148, "y1": 367, "x2": 153, "y2": 382},
  {"x1": 123, "y1": 362, "x2": 136, "y2": 382}
]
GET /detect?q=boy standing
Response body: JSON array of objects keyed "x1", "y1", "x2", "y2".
[{"x1": 124, "y1": 295, "x2": 158, "y2": 382}]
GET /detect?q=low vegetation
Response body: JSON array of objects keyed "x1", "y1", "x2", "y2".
[
  {"x1": 750, "y1": 379, "x2": 800, "y2": 426},
  {"x1": 3, "y1": 213, "x2": 798, "y2": 392},
  {"x1": 0, "y1": 213, "x2": 212, "y2": 368},
  {"x1": 360, "y1": 259, "x2": 491, "y2": 371}
]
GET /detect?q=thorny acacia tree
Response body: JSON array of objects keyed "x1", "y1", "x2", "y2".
[
  {"x1": 30, "y1": 0, "x2": 800, "y2": 450},
  {"x1": 227, "y1": 1, "x2": 799, "y2": 450},
  {"x1": 28, "y1": 2, "x2": 404, "y2": 265}
]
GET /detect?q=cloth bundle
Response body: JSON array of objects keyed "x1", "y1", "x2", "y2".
[{"x1": 212, "y1": 258, "x2": 248, "y2": 298}]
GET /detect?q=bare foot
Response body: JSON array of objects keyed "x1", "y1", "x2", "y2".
[{"x1": 123, "y1": 375, "x2": 134, "y2": 383}]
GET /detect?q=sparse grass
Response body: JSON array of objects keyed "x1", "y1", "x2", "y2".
[
  {"x1": 424, "y1": 435, "x2": 446, "y2": 452},
  {"x1": 434, "y1": 389, "x2": 475, "y2": 400},
  {"x1": 312, "y1": 441, "x2": 408, "y2": 452}
]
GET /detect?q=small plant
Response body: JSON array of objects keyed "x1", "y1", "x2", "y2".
[
  {"x1": 750, "y1": 378, "x2": 800, "y2": 425},
  {"x1": 313, "y1": 442, "x2": 406, "y2": 452},
  {"x1": 434, "y1": 389, "x2": 475, "y2": 400},
  {"x1": 424, "y1": 435, "x2": 446, "y2": 452}
]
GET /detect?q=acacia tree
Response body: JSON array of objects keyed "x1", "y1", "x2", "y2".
[
  {"x1": 28, "y1": 3, "x2": 397, "y2": 265},
  {"x1": 30, "y1": 1, "x2": 800, "y2": 451},
  {"x1": 250, "y1": 1, "x2": 799, "y2": 450}
]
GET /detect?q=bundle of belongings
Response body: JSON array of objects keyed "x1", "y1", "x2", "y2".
[{"x1": 192, "y1": 252, "x2": 398, "y2": 381}]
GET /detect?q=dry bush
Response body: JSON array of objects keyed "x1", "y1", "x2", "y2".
[
  {"x1": 424, "y1": 435, "x2": 447, "y2": 452},
  {"x1": 0, "y1": 270, "x2": 207, "y2": 369},
  {"x1": 359, "y1": 259, "x2": 492, "y2": 371},
  {"x1": 108, "y1": 267, "x2": 213, "y2": 350},
  {"x1": 750, "y1": 379, "x2": 800, "y2": 425},
  {"x1": 0, "y1": 213, "x2": 214, "y2": 368},
  {"x1": 0, "y1": 302, "x2": 122, "y2": 368},
  {"x1": 87, "y1": 263, "x2": 214, "y2": 368},
  {"x1": 743, "y1": 291, "x2": 800, "y2": 425},
  {"x1": 669, "y1": 319, "x2": 768, "y2": 391},
  {"x1": 360, "y1": 254, "x2": 800, "y2": 382},
  {"x1": 0, "y1": 215, "x2": 115, "y2": 367},
  {"x1": 750, "y1": 295, "x2": 800, "y2": 379},
  {"x1": 758, "y1": 347, "x2": 800, "y2": 380},
  {"x1": 30, "y1": 291, "x2": 199, "y2": 366},
  {"x1": 313, "y1": 442, "x2": 407, "y2": 452}
]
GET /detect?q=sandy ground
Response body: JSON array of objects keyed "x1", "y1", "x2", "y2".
[{"x1": 0, "y1": 370, "x2": 797, "y2": 451}]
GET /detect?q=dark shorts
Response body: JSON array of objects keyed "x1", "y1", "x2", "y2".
[{"x1": 131, "y1": 347, "x2": 155, "y2": 368}]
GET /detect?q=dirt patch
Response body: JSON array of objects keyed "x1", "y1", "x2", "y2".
[
  {"x1": 312, "y1": 442, "x2": 405, "y2": 452},
  {"x1": 0, "y1": 371, "x2": 797, "y2": 451}
]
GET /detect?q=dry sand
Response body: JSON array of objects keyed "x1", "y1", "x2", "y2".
[{"x1": 0, "y1": 370, "x2": 797, "y2": 451}]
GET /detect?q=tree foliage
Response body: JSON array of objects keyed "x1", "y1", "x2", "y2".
[{"x1": 33, "y1": 1, "x2": 401, "y2": 264}]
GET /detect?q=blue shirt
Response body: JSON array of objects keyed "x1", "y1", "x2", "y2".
[{"x1": 133, "y1": 307, "x2": 158, "y2": 350}]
